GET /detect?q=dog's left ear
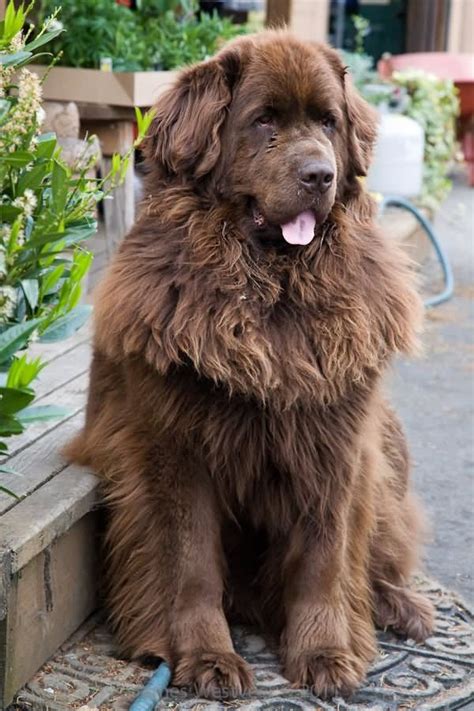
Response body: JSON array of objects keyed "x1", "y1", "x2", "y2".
[
  {"x1": 344, "y1": 73, "x2": 378, "y2": 177},
  {"x1": 145, "y1": 48, "x2": 241, "y2": 179}
]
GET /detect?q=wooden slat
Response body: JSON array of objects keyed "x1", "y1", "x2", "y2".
[
  {"x1": 2, "y1": 371, "x2": 88, "y2": 464},
  {"x1": 27, "y1": 323, "x2": 91, "y2": 364},
  {"x1": 31, "y1": 341, "x2": 91, "y2": 401},
  {"x1": 0, "y1": 465, "x2": 98, "y2": 574},
  {"x1": 31, "y1": 66, "x2": 177, "y2": 108},
  {"x1": 0, "y1": 408, "x2": 86, "y2": 516}
]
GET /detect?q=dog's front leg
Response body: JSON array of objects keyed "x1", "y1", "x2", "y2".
[
  {"x1": 105, "y1": 439, "x2": 253, "y2": 699},
  {"x1": 281, "y1": 501, "x2": 374, "y2": 698}
]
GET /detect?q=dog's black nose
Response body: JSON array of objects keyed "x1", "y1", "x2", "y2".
[{"x1": 299, "y1": 161, "x2": 334, "y2": 193}]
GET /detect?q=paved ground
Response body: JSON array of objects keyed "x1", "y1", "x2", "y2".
[
  {"x1": 13, "y1": 578, "x2": 474, "y2": 710},
  {"x1": 390, "y1": 169, "x2": 474, "y2": 605}
]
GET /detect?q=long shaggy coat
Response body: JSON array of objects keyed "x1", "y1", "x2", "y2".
[{"x1": 67, "y1": 31, "x2": 434, "y2": 699}]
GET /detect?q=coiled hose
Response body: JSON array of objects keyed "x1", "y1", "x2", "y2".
[
  {"x1": 380, "y1": 195, "x2": 454, "y2": 308},
  {"x1": 129, "y1": 662, "x2": 172, "y2": 711}
]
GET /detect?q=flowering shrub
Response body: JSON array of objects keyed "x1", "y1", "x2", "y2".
[{"x1": 0, "y1": 2, "x2": 154, "y2": 487}]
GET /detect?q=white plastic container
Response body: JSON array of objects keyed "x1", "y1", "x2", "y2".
[{"x1": 366, "y1": 112, "x2": 425, "y2": 198}]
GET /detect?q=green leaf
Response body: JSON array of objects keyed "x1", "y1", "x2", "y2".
[
  {"x1": 40, "y1": 264, "x2": 65, "y2": 296},
  {"x1": 21, "y1": 279, "x2": 39, "y2": 311},
  {"x1": 0, "y1": 414, "x2": 24, "y2": 436},
  {"x1": 0, "y1": 484, "x2": 19, "y2": 499},
  {"x1": 17, "y1": 163, "x2": 49, "y2": 193},
  {"x1": 17, "y1": 404, "x2": 71, "y2": 423},
  {"x1": 39, "y1": 304, "x2": 91, "y2": 342},
  {"x1": 0, "y1": 319, "x2": 42, "y2": 365},
  {"x1": 35, "y1": 132, "x2": 57, "y2": 160},
  {"x1": 0, "y1": 386, "x2": 35, "y2": 415},
  {"x1": 24, "y1": 27, "x2": 64, "y2": 52},
  {"x1": 0, "y1": 50, "x2": 32, "y2": 67},
  {"x1": 0, "y1": 98, "x2": 10, "y2": 122},
  {"x1": 6, "y1": 354, "x2": 44, "y2": 389},
  {"x1": 0, "y1": 205, "x2": 21, "y2": 222},
  {"x1": 51, "y1": 159, "x2": 69, "y2": 214},
  {"x1": 0, "y1": 150, "x2": 34, "y2": 167},
  {"x1": 0, "y1": 466, "x2": 22, "y2": 476}
]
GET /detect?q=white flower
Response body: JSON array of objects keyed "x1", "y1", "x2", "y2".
[
  {"x1": 0, "y1": 248, "x2": 6, "y2": 281},
  {"x1": 9, "y1": 32, "x2": 24, "y2": 52},
  {"x1": 0, "y1": 225, "x2": 11, "y2": 247},
  {"x1": 12, "y1": 189, "x2": 37, "y2": 217},
  {"x1": 45, "y1": 18, "x2": 63, "y2": 33},
  {"x1": 0, "y1": 286, "x2": 17, "y2": 322},
  {"x1": 23, "y1": 189, "x2": 37, "y2": 215},
  {"x1": 36, "y1": 106, "x2": 46, "y2": 126}
]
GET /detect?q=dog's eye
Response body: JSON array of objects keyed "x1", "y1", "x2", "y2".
[
  {"x1": 322, "y1": 114, "x2": 336, "y2": 131},
  {"x1": 256, "y1": 113, "x2": 274, "y2": 127}
]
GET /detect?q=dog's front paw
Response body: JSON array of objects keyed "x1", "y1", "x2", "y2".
[
  {"x1": 375, "y1": 585, "x2": 435, "y2": 643},
  {"x1": 174, "y1": 650, "x2": 254, "y2": 699},
  {"x1": 284, "y1": 647, "x2": 366, "y2": 698}
]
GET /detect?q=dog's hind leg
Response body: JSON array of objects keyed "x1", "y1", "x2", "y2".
[
  {"x1": 370, "y1": 409, "x2": 434, "y2": 642},
  {"x1": 103, "y1": 435, "x2": 253, "y2": 698}
]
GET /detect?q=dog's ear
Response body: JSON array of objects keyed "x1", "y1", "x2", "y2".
[
  {"x1": 344, "y1": 73, "x2": 378, "y2": 177},
  {"x1": 145, "y1": 48, "x2": 241, "y2": 179}
]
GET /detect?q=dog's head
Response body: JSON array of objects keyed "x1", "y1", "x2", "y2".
[{"x1": 146, "y1": 31, "x2": 378, "y2": 248}]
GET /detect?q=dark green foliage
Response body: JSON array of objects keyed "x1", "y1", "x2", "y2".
[{"x1": 37, "y1": 0, "x2": 247, "y2": 71}]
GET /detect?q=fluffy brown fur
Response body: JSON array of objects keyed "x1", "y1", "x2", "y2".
[{"x1": 66, "y1": 31, "x2": 434, "y2": 699}]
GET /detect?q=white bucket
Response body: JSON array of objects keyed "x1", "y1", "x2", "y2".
[{"x1": 366, "y1": 112, "x2": 425, "y2": 198}]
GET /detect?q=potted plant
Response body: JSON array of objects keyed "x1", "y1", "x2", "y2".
[{"x1": 30, "y1": 0, "x2": 248, "y2": 107}]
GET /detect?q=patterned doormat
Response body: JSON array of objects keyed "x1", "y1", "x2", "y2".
[{"x1": 11, "y1": 579, "x2": 474, "y2": 711}]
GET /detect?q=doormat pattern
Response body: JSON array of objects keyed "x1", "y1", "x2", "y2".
[{"x1": 11, "y1": 579, "x2": 474, "y2": 711}]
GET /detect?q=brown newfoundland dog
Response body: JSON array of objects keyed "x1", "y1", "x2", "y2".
[{"x1": 67, "y1": 31, "x2": 435, "y2": 699}]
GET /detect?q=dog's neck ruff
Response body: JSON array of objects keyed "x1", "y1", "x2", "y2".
[{"x1": 94, "y1": 196, "x2": 420, "y2": 410}]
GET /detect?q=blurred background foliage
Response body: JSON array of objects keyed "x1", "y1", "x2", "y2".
[{"x1": 37, "y1": 0, "x2": 248, "y2": 71}]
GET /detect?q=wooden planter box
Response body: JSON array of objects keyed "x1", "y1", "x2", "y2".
[
  {"x1": 0, "y1": 327, "x2": 98, "y2": 710},
  {"x1": 31, "y1": 65, "x2": 178, "y2": 108}
]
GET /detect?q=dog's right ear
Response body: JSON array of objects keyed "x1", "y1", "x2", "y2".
[
  {"x1": 344, "y1": 73, "x2": 378, "y2": 178},
  {"x1": 144, "y1": 47, "x2": 242, "y2": 180}
]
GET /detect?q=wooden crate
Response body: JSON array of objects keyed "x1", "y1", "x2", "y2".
[{"x1": 0, "y1": 328, "x2": 99, "y2": 709}]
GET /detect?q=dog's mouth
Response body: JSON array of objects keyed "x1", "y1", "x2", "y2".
[{"x1": 251, "y1": 202, "x2": 324, "y2": 247}]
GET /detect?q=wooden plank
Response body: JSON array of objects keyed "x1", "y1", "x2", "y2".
[
  {"x1": 1, "y1": 371, "x2": 88, "y2": 465},
  {"x1": 266, "y1": 0, "x2": 330, "y2": 41},
  {"x1": 289, "y1": 0, "x2": 330, "y2": 43},
  {"x1": 27, "y1": 322, "x2": 91, "y2": 365},
  {"x1": 0, "y1": 465, "x2": 98, "y2": 574},
  {"x1": 31, "y1": 66, "x2": 177, "y2": 108},
  {"x1": 102, "y1": 122, "x2": 136, "y2": 256},
  {"x1": 266, "y1": 0, "x2": 291, "y2": 26},
  {"x1": 30, "y1": 341, "x2": 91, "y2": 401},
  {"x1": 3, "y1": 513, "x2": 99, "y2": 707},
  {"x1": 0, "y1": 408, "x2": 86, "y2": 516}
]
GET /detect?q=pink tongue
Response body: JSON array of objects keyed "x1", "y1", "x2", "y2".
[{"x1": 281, "y1": 210, "x2": 316, "y2": 245}]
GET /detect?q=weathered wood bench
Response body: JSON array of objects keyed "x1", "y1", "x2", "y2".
[{"x1": 0, "y1": 326, "x2": 97, "y2": 709}]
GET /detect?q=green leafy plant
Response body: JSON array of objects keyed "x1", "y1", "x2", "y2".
[
  {"x1": 143, "y1": 10, "x2": 246, "y2": 70},
  {"x1": 390, "y1": 70, "x2": 459, "y2": 210},
  {"x1": 37, "y1": 0, "x2": 247, "y2": 71},
  {"x1": 0, "y1": 2, "x2": 155, "y2": 485},
  {"x1": 341, "y1": 19, "x2": 459, "y2": 210}
]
